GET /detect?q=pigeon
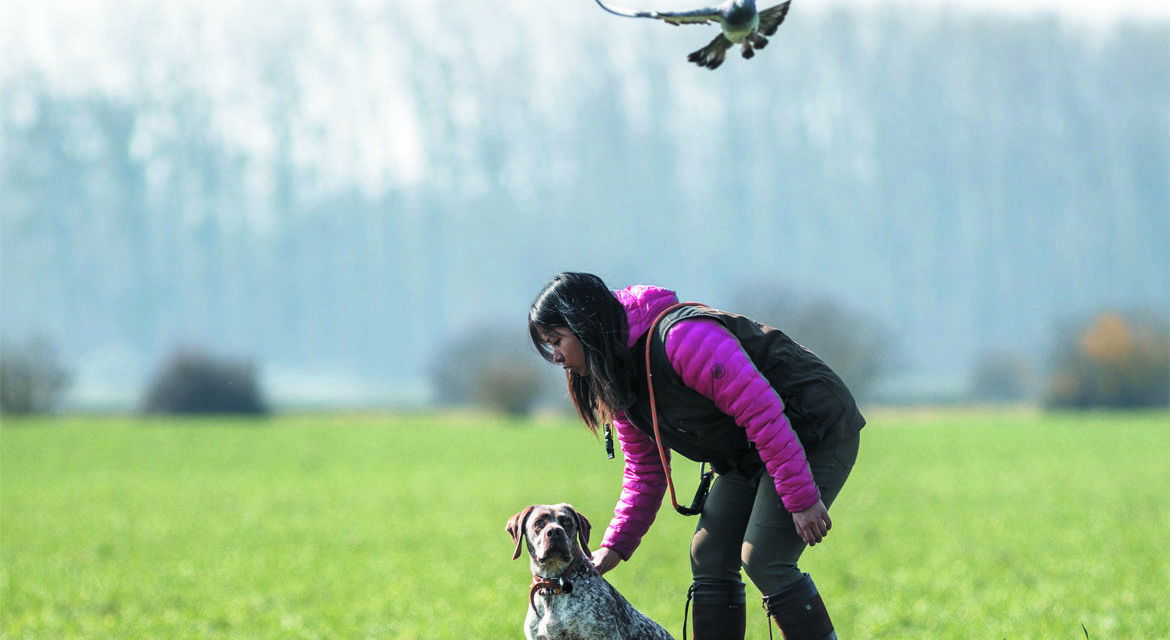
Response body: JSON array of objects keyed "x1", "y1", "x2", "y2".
[{"x1": 593, "y1": 0, "x2": 792, "y2": 69}]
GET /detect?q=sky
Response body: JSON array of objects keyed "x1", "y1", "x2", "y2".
[
  {"x1": 590, "y1": 0, "x2": 1170, "y2": 24},
  {"x1": 4, "y1": 0, "x2": 1170, "y2": 25},
  {"x1": 825, "y1": 0, "x2": 1170, "y2": 22}
]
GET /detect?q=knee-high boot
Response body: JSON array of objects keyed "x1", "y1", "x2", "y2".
[
  {"x1": 686, "y1": 580, "x2": 746, "y2": 640},
  {"x1": 762, "y1": 573, "x2": 837, "y2": 640}
]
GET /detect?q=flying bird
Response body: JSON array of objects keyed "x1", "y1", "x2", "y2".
[{"x1": 593, "y1": 0, "x2": 792, "y2": 70}]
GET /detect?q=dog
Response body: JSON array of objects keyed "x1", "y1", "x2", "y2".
[{"x1": 507, "y1": 503, "x2": 675, "y2": 640}]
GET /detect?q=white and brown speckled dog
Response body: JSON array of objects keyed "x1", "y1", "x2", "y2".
[{"x1": 507, "y1": 504, "x2": 675, "y2": 640}]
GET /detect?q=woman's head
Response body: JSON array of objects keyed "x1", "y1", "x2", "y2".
[{"x1": 529, "y1": 272, "x2": 635, "y2": 431}]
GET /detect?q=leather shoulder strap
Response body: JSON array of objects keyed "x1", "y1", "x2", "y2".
[{"x1": 644, "y1": 302, "x2": 709, "y2": 515}]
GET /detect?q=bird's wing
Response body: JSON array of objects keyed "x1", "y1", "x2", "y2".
[
  {"x1": 593, "y1": 0, "x2": 722, "y2": 25},
  {"x1": 757, "y1": 0, "x2": 791, "y2": 36},
  {"x1": 655, "y1": 7, "x2": 723, "y2": 25}
]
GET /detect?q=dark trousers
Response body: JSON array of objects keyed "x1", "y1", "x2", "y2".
[{"x1": 689, "y1": 427, "x2": 860, "y2": 596}]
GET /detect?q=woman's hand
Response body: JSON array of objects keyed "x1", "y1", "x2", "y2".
[
  {"x1": 792, "y1": 499, "x2": 832, "y2": 546},
  {"x1": 590, "y1": 547, "x2": 623, "y2": 575}
]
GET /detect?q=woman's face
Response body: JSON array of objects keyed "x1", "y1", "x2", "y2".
[{"x1": 541, "y1": 327, "x2": 587, "y2": 376}]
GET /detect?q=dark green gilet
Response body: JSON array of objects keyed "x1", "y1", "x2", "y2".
[{"x1": 623, "y1": 304, "x2": 866, "y2": 475}]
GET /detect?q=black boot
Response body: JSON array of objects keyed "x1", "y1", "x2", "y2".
[
  {"x1": 762, "y1": 574, "x2": 837, "y2": 640},
  {"x1": 686, "y1": 581, "x2": 746, "y2": 640}
]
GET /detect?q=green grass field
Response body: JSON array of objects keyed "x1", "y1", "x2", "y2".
[{"x1": 2, "y1": 409, "x2": 1167, "y2": 639}]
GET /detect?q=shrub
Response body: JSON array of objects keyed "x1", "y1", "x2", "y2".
[
  {"x1": 0, "y1": 337, "x2": 71, "y2": 415},
  {"x1": 431, "y1": 324, "x2": 546, "y2": 417},
  {"x1": 1046, "y1": 311, "x2": 1169, "y2": 408},
  {"x1": 140, "y1": 348, "x2": 269, "y2": 415}
]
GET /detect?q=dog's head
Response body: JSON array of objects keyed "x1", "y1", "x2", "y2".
[{"x1": 506, "y1": 503, "x2": 593, "y2": 574}]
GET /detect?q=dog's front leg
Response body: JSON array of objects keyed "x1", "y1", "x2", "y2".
[{"x1": 524, "y1": 606, "x2": 548, "y2": 640}]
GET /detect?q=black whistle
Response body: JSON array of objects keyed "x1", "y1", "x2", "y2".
[
  {"x1": 676, "y1": 464, "x2": 715, "y2": 516},
  {"x1": 604, "y1": 423, "x2": 615, "y2": 459}
]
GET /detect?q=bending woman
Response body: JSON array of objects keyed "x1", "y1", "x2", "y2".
[{"x1": 528, "y1": 272, "x2": 864, "y2": 640}]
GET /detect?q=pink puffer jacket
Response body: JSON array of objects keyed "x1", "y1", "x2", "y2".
[{"x1": 600, "y1": 285, "x2": 819, "y2": 560}]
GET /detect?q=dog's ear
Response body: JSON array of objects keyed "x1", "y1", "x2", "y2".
[
  {"x1": 506, "y1": 505, "x2": 536, "y2": 561},
  {"x1": 572, "y1": 508, "x2": 592, "y2": 557}
]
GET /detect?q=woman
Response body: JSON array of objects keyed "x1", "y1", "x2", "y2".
[{"x1": 528, "y1": 272, "x2": 864, "y2": 640}]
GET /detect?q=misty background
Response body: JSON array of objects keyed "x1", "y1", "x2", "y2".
[{"x1": 1, "y1": 1, "x2": 1167, "y2": 411}]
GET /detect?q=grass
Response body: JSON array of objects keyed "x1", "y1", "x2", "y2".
[{"x1": 1, "y1": 409, "x2": 1167, "y2": 639}]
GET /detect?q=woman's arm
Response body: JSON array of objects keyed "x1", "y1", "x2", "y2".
[{"x1": 597, "y1": 411, "x2": 668, "y2": 564}]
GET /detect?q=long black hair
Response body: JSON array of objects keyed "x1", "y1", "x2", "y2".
[{"x1": 529, "y1": 272, "x2": 636, "y2": 433}]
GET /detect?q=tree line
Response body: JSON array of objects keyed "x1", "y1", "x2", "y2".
[{"x1": 3, "y1": 307, "x2": 1165, "y2": 417}]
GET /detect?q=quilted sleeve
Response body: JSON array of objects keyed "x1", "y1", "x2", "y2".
[
  {"x1": 599, "y1": 411, "x2": 668, "y2": 560},
  {"x1": 664, "y1": 318, "x2": 820, "y2": 513}
]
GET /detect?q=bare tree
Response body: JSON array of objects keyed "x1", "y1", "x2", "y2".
[
  {"x1": 731, "y1": 285, "x2": 891, "y2": 401},
  {"x1": 0, "y1": 337, "x2": 71, "y2": 415}
]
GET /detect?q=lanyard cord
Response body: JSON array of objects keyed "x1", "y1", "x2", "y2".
[{"x1": 645, "y1": 302, "x2": 707, "y2": 515}]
